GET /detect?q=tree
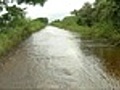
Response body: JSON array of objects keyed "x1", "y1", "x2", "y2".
[
  {"x1": 0, "y1": 0, "x2": 47, "y2": 13},
  {"x1": 71, "y1": 0, "x2": 120, "y2": 29},
  {"x1": 34, "y1": 17, "x2": 48, "y2": 24},
  {"x1": 0, "y1": 0, "x2": 47, "y2": 32},
  {"x1": 0, "y1": 0, "x2": 47, "y2": 27},
  {"x1": 93, "y1": 0, "x2": 120, "y2": 29},
  {"x1": 16, "y1": 0, "x2": 47, "y2": 6},
  {"x1": 108, "y1": 0, "x2": 120, "y2": 28},
  {"x1": 72, "y1": 2, "x2": 93, "y2": 27}
]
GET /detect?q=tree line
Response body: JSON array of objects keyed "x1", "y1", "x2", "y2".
[
  {"x1": 71, "y1": 0, "x2": 120, "y2": 29},
  {"x1": 0, "y1": 0, "x2": 47, "y2": 29},
  {"x1": 0, "y1": 0, "x2": 48, "y2": 56},
  {"x1": 51, "y1": 0, "x2": 120, "y2": 45}
]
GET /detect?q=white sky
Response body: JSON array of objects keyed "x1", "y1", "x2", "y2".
[
  {"x1": 24, "y1": 0, "x2": 95, "y2": 22},
  {"x1": 6, "y1": 0, "x2": 95, "y2": 22}
]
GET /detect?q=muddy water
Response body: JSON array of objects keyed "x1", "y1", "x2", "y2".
[{"x1": 0, "y1": 26, "x2": 120, "y2": 89}]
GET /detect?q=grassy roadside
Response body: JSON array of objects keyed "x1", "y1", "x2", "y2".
[
  {"x1": 51, "y1": 21, "x2": 120, "y2": 46},
  {"x1": 0, "y1": 19, "x2": 47, "y2": 56}
]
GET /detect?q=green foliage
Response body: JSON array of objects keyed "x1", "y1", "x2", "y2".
[
  {"x1": 16, "y1": 0, "x2": 47, "y2": 6},
  {"x1": 34, "y1": 17, "x2": 48, "y2": 24},
  {"x1": 0, "y1": 5, "x2": 25, "y2": 27},
  {"x1": 71, "y1": 0, "x2": 120, "y2": 29},
  {"x1": 0, "y1": 0, "x2": 48, "y2": 56},
  {"x1": 0, "y1": 18, "x2": 46, "y2": 56},
  {"x1": 51, "y1": 0, "x2": 120, "y2": 46},
  {"x1": 0, "y1": 0, "x2": 47, "y2": 26}
]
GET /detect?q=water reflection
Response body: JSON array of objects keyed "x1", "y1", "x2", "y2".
[
  {"x1": 81, "y1": 42, "x2": 120, "y2": 80},
  {"x1": 0, "y1": 26, "x2": 120, "y2": 89}
]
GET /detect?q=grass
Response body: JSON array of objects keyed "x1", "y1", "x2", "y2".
[
  {"x1": 0, "y1": 19, "x2": 47, "y2": 56},
  {"x1": 51, "y1": 21, "x2": 120, "y2": 46}
]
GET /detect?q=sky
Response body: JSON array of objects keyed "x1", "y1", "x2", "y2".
[
  {"x1": 5, "y1": 0, "x2": 95, "y2": 22},
  {"x1": 24, "y1": 0, "x2": 95, "y2": 22}
]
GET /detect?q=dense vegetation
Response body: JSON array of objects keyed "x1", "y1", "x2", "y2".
[
  {"x1": 0, "y1": 0, "x2": 48, "y2": 56},
  {"x1": 51, "y1": 0, "x2": 120, "y2": 46}
]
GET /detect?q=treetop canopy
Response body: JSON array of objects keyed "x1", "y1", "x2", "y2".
[{"x1": 0, "y1": 0, "x2": 47, "y2": 6}]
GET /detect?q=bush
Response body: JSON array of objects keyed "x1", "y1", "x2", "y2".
[{"x1": 0, "y1": 19, "x2": 46, "y2": 56}]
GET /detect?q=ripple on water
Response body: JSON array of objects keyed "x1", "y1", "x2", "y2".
[{"x1": 0, "y1": 26, "x2": 120, "y2": 89}]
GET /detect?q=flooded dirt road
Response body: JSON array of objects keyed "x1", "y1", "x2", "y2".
[{"x1": 0, "y1": 26, "x2": 120, "y2": 89}]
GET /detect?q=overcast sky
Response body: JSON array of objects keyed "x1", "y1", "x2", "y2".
[{"x1": 23, "y1": 0, "x2": 95, "y2": 22}]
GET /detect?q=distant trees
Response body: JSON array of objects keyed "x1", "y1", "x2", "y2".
[
  {"x1": 108, "y1": 0, "x2": 120, "y2": 28},
  {"x1": 0, "y1": 5, "x2": 25, "y2": 26},
  {"x1": 51, "y1": 0, "x2": 120, "y2": 45},
  {"x1": 33, "y1": 17, "x2": 48, "y2": 24},
  {"x1": 16, "y1": 0, "x2": 46, "y2": 5},
  {"x1": 71, "y1": 0, "x2": 120, "y2": 29},
  {"x1": 0, "y1": 0, "x2": 48, "y2": 34},
  {"x1": 72, "y1": 2, "x2": 93, "y2": 27},
  {"x1": 0, "y1": 0, "x2": 47, "y2": 28}
]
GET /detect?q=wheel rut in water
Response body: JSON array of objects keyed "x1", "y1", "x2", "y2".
[{"x1": 0, "y1": 26, "x2": 119, "y2": 89}]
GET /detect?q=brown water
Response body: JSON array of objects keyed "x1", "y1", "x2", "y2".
[{"x1": 0, "y1": 26, "x2": 120, "y2": 89}]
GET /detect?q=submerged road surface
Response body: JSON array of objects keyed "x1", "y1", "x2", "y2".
[{"x1": 0, "y1": 26, "x2": 120, "y2": 89}]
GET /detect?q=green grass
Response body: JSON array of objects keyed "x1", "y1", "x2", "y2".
[
  {"x1": 0, "y1": 19, "x2": 47, "y2": 56},
  {"x1": 51, "y1": 21, "x2": 120, "y2": 46}
]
